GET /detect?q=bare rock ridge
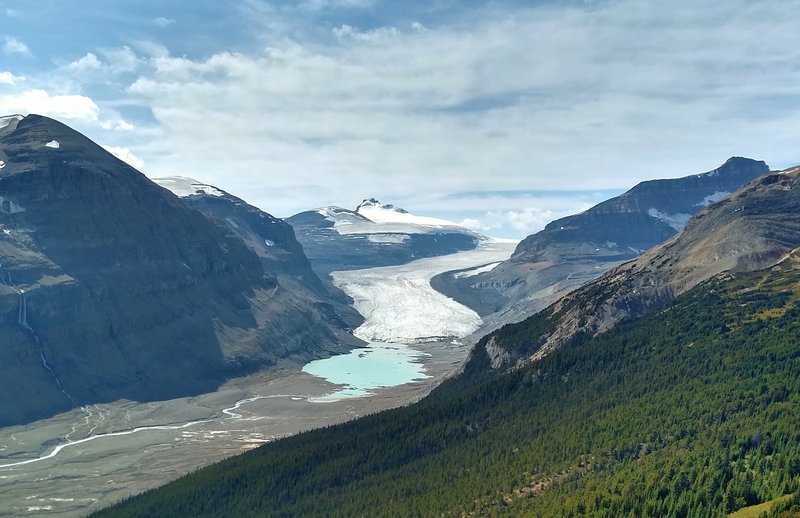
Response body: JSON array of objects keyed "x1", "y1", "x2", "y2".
[
  {"x1": 287, "y1": 198, "x2": 480, "y2": 276},
  {"x1": 432, "y1": 157, "x2": 769, "y2": 327},
  {"x1": 0, "y1": 115, "x2": 359, "y2": 426},
  {"x1": 482, "y1": 165, "x2": 800, "y2": 368}
]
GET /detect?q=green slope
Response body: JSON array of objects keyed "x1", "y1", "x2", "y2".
[{"x1": 96, "y1": 259, "x2": 800, "y2": 517}]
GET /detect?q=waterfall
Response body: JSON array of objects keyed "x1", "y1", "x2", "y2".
[
  {"x1": 4, "y1": 273, "x2": 82, "y2": 407},
  {"x1": 17, "y1": 290, "x2": 28, "y2": 328}
]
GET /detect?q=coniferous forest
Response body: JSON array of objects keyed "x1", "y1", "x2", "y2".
[{"x1": 96, "y1": 261, "x2": 800, "y2": 517}]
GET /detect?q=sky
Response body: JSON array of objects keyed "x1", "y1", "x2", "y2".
[{"x1": 1, "y1": 0, "x2": 799, "y2": 238}]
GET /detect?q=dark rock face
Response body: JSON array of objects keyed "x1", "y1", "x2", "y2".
[
  {"x1": 482, "y1": 166, "x2": 800, "y2": 368},
  {"x1": 434, "y1": 158, "x2": 770, "y2": 325},
  {"x1": 153, "y1": 179, "x2": 363, "y2": 330},
  {"x1": 287, "y1": 205, "x2": 480, "y2": 276},
  {"x1": 0, "y1": 115, "x2": 359, "y2": 426}
]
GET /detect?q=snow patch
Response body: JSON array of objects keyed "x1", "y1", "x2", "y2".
[
  {"x1": 0, "y1": 114, "x2": 23, "y2": 135},
  {"x1": 453, "y1": 262, "x2": 501, "y2": 279},
  {"x1": 696, "y1": 191, "x2": 730, "y2": 207},
  {"x1": 367, "y1": 234, "x2": 410, "y2": 244},
  {"x1": 0, "y1": 161, "x2": 5, "y2": 169},
  {"x1": 316, "y1": 208, "x2": 337, "y2": 223},
  {"x1": 45, "y1": 140, "x2": 60, "y2": 149},
  {"x1": 647, "y1": 208, "x2": 692, "y2": 231},
  {"x1": 152, "y1": 176, "x2": 226, "y2": 197},
  {"x1": 264, "y1": 239, "x2": 275, "y2": 247}
]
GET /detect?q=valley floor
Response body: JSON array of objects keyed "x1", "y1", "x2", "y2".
[
  {"x1": 0, "y1": 355, "x2": 457, "y2": 518},
  {"x1": 0, "y1": 240, "x2": 516, "y2": 518}
]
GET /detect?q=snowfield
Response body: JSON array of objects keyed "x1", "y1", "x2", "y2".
[
  {"x1": 332, "y1": 239, "x2": 517, "y2": 343},
  {"x1": 314, "y1": 200, "x2": 476, "y2": 237},
  {"x1": 152, "y1": 176, "x2": 226, "y2": 197}
]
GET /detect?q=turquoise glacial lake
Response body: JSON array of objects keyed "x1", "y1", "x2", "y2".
[{"x1": 302, "y1": 342, "x2": 431, "y2": 399}]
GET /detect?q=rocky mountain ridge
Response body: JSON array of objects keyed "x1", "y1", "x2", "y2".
[{"x1": 432, "y1": 157, "x2": 770, "y2": 328}]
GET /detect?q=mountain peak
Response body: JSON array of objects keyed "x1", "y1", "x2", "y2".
[
  {"x1": 354, "y1": 198, "x2": 457, "y2": 227},
  {"x1": 700, "y1": 156, "x2": 769, "y2": 178},
  {"x1": 356, "y1": 198, "x2": 409, "y2": 214}
]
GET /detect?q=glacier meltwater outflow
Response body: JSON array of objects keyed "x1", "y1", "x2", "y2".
[{"x1": 301, "y1": 239, "x2": 517, "y2": 398}]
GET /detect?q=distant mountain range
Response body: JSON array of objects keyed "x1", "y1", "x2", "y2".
[
  {"x1": 0, "y1": 115, "x2": 360, "y2": 426},
  {"x1": 433, "y1": 156, "x2": 769, "y2": 328},
  {"x1": 287, "y1": 198, "x2": 481, "y2": 275}
]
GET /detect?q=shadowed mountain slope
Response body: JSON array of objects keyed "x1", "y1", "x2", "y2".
[{"x1": 0, "y1": 115, "x2": 359, "y2": 426}]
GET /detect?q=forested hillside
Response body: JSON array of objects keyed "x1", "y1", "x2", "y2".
[{"x1": 97, "y1": 253, "x2": 800, "y2": 517}]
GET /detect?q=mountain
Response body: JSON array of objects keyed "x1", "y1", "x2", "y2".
[
  {"x1": 96, "y1": 165, "x2": 800, "y2": 518},
  {"x1": 482, "y1": 165, "x2": 800, "y2": 368},
  {"x1": 432, "y1": 157, "x2": 769, "y2": 325},
  {"x1": 151, "y1": 176, "x2": 362, "y2": 329},
  {"x1": 287, "y1": 198, "x2": 481, "y2": 276},
  {"x1": 0, "y1": 115, "x2": 360, "y2": 426}
]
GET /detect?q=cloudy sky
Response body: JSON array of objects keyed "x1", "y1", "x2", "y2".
[{"x1": 2, "y1": 0, "x2": 799, "y2": 237}]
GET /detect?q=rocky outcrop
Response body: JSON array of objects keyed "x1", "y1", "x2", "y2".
[
  {"x1": 0, "y1": 115, "x2": 360, "y2": 426},
  {"x1": 434, "y1": 158, "x2": 770, "y2": 328},
  {"x1": 482, "y1": 166, "x2": 800, "y2": 368}
]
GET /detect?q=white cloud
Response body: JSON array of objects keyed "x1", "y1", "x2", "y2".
[
  {"x1": 37, "y1": 0, "x2": 800, "y2": 237},
  {"x1": 0, "y1": 90, "x2": 99, "y2": 122},
  {"x1": 460, "y1": 206, "x2": 590, "y2": 236},
  {"x1": 0, "y1": 71, "x2": 24, "y2": 85},
  {"x1": 3, "y1": 37, "x2": 31, "y2": 57},
  {"x1": 100, "y1": 119, "x2": 135, "y2": 131},
  {"x1": 68, "y1": 53, "x2": 103, "y2": 71},
  {"x1": 102, "y1": 145, "x2": 145, "y2": 169},
  {"x1": 103, "y1": 46, "x2": 143, "y2": 73},
  {"x1": 300, "y1": 0, "x2": 375, "y2": 11},
  {"x1": 154, "y1": 17, "x2": 175, "y2": 28},
  {"x1": 333, "y1": 24, "x2": 399, "y2": 42}
]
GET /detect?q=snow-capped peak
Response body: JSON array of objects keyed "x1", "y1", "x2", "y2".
[
  {"x1": 152, "y1": 176, "x2": 226, "y2": 198},
  {"x1": 356, "y1": 198, "x2": 409, "y2": 214},
  {"x1": 355, "y1": 198, "x2": 456, "y2": 227}
]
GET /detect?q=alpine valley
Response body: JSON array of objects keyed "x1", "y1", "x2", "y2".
[
  {"x1": 98, "y1": 163, "x2": 800, "y2": 518},
  {"x1": 3, "y1": 114, "x2": 800, "y2": 518}
]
